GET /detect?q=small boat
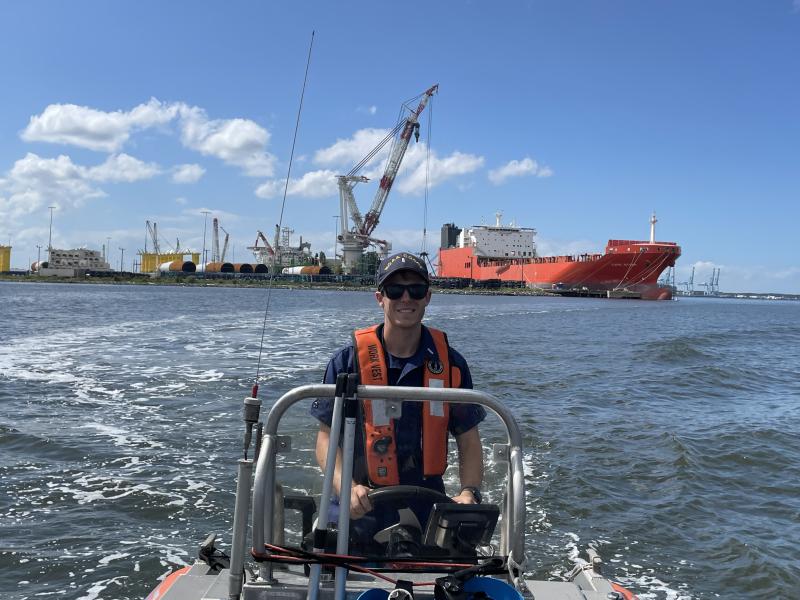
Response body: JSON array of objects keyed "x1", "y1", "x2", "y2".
[{"x1": 146, "y1": 379, "x2": 638, "y2": 600}]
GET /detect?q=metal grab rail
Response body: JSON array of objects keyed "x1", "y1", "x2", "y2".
[{"x1": 250, "y1": 384, "x2": 527, "y2": 580}]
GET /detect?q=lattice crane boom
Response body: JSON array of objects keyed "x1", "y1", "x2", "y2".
[{"x1": 361, "y1": 84, "x2": 438, "y2": 236}]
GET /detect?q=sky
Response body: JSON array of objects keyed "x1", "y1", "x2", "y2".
[{"x1": 1, "y1": 0, "x2": 798, "y2": 293}]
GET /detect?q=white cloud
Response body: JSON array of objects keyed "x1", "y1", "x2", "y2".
[
  {"x1": 171, "y1": 163, "x2": 205, "y2": 184},
  {"x1": 21, "y1": 98, "x2": 178, "y2": 152},
  {"x1": 771, "y1": 266, "x2": 800, "y2": 280},
  {"x1": 178, "y1": 105, "x2": 274, "y2": 177},
  {"x1": 175, "y1": 197, "x2": 188, "y2": 205},
  {"x1": 0, "y1": 152, "x2": 160, "y2": 227},
  {"x1": 87, "y1": 153, "x2": 161, "y2": 182},
  {"x1": 396, "y1": 149, "x2": 484, "y2": 195},
  {"x1": 263, "y1": 136, "x2": 483, "y2": 200},
  {"x1": 255, "y1": 169, "x2": 339, "y2": 199},
  {"x1": 488, "y1": 157, "x2": 553, "y2": 185},
  {"x1": 22, "y1": 99, "x2": 275, "y2": 177},
  {"x1": 0, "y1": 153, "x2": 106, "y2": 225},
  {"x1": 313, "y1": 128, "x2": 391, "y2": 167}
]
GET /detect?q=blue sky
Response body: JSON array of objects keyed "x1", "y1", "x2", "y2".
[{"x1": 1, "y1": 1, "x2": 798, "y2": 293}]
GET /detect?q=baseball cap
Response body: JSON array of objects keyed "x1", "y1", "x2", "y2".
[{"x1": 376, "y1": 252, "x2": 429, "y2": 287}]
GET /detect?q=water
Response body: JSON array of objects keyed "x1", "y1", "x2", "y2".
[{"x1": 1, "y1": 281, "x2": 799, "y2": 600}]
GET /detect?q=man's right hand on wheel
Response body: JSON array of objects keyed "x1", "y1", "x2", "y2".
[{"x1": 349, "y1": 484, "x2": 373, "y2": 519}]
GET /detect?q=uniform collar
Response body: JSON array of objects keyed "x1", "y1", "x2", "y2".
[{"x1": 383, "y1": 325, "x2": 440, "y2": 380}]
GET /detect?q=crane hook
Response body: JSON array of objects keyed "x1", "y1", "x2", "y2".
[{"x1": 414, "y1": 122, "x2": 420, "y2": 142}]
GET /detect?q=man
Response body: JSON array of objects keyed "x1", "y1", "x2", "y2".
[{"x1": 310, "y1": 252, "x2": 485, "y2": 535}]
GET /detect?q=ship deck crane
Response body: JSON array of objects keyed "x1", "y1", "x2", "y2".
[
  {"x1": 247, "y1": 230, "x2": 276, "y2": 266},
  {"x1": 337, "y1": 84, "x2": 438, "y2": 274}
]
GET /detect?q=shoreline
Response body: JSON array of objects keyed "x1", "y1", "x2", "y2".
[
  {"x1": 1, "y1": 274, "x2": 797, "y2": 300},
  {"x1": 0, "y1": 273, "x2": 555, "y2": 297}
]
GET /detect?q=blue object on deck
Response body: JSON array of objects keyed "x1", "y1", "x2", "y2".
[
  {"x1": 463, "y1": 577, "x2": 524, "y2": 600},
  {"x1": 356, "y1": 589, "x2": 389, "y2": 600}
]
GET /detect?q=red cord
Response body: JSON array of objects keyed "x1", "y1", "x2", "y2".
[{"x1": 262, "y1": 543, "x2": 475, "y2": 586}]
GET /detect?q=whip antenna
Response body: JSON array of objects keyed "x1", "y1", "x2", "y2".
[{"x1": 252, "y1": 30, "x2": 315, "y2": 398}]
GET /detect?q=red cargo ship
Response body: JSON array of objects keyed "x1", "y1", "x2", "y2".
[{"x1": 437, "y1": 212, "x2": 681, "y2": 300}]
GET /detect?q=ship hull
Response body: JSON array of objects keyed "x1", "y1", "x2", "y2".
[{"x1": 438, "y1": 239, "x2": 681, "y2": 300}]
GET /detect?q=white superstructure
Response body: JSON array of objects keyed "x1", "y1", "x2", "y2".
[{"x1": 457, "y1": 212, "x2": 537, "y2": 258}]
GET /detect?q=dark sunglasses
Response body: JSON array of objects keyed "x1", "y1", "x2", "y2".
[{"x1": 380, "y1": 283, "x2": 429, "y2": 300}]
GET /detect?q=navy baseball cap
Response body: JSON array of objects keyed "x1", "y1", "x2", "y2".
[{"x1": 376, "y1": 252, "x2": 429, "y2": 287}]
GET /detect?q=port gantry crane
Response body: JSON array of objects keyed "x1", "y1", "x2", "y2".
[{"x1": 337, "y1": 84, "x2": 438, "y2": 274}]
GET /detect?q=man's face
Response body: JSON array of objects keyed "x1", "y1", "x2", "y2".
[{"x1": 375, "y1": 270, "x2": 431, "y2": 330}]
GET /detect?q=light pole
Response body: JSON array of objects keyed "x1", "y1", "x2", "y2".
[
  {"x1": 36, "y1": 244, "x2": 42, "y2": 271},
  {"x1": 106, "y1": 237, "x2": 111, "y2": 263},
  {"x1": 119, "y1": 247, "x2": 125, "y2": 272},
  {"x1": 47, "y1": 206, "x2": 55, "y2": 262}
]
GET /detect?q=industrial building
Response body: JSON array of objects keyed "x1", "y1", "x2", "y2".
[{"x1": 33, "y1": 248, "x2": 112, "y2": 277}]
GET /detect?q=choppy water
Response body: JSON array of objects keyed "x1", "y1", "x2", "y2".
[{"x1": 1, "y1": 282, "x2": 799, "y2": 600}]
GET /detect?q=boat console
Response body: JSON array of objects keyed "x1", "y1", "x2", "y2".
[{"x1": 147, "y1": 382, "x2": 639, "y2": 600}]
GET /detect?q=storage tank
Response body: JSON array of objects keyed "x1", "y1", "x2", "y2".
[
  {"x1": 159, "y1": 260, "x2": 196, "y2": 273},
  {"x1": 198, "y1": 262, "x2": 235, "y2": 273}
]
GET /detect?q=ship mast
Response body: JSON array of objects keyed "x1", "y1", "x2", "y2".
[{"x1": 649, "y1": 211, "x2": 657, "y2": 244}]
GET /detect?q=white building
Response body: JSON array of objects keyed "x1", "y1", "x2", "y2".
[{"x1": 39, "y1": 248, "x2": 111, "y2": 276}]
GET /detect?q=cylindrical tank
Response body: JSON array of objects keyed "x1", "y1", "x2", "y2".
[
  {"x1": 233, "y1": 263, "x2": 254, "y2": 274},
  {"x1": 159, "y1": 260, "x2": 196, "y2": 273},
  {"x1": 31, "y1": 261, "x2": 49, "y2": 272},
  {"x1": 198, "y1": 262, "x2": 235, "y2": 273},
  {"x1": 253, "y1": 264, "x2": 269, "y2": 274},
  {"x1": 281, "y1": 265, "x2": 332, "y2": 275}
]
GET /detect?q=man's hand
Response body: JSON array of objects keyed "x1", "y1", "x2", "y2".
[
  {"x1": 452, "y1": 489, "x2": 478, "y2": 504},
  {"x1": 349, "y1": 484, "x2": 373, "y2": 519}
]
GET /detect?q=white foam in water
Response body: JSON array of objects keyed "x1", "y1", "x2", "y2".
[
  {"x1": 618, "y1": 574, "x2": 693, "y2": 600},
  {"x1": 97, "y1": 551, "x2": 130, "y2": 565},
  {"x1": 82, "y1": 422, "x2": 165, "y2": 449},
  {"x1": 76, "y1": 575, "x2": 128, "y2": 600}
]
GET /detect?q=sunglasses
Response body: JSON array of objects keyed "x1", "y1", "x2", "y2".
[{"x1": 380, "y1": 283, "x2": 429, "y2": 300}]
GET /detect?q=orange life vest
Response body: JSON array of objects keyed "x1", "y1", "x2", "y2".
[{"x1": 353, "y1": 324, "x2": 461, "y2": 486}]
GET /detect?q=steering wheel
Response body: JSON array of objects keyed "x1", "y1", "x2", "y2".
[
  {"x1": 364, "y1": 486, "x2": 453, "y2": 557},
  {"x1": 367, "y1": 484, "x2": 454, "y2": 506}
]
